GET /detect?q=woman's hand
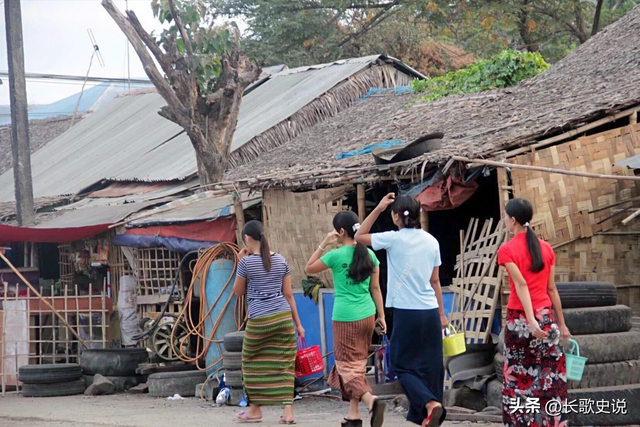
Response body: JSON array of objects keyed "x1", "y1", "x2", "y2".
[
  {"x1": 322, "y1": 230, "x2": 340, "y2": 248},
  {"x1": 440, "y1": 313, "x2": 450, "y2": 329},
  {"x1": 560, "y1": 324, "x2": 571, "y2": 342},
  {"x1": 296, "y1": 324, "x2": 306, "y2": 339},
  {"x1": 239, "y1": 248, "x2": 250, "y2": 258},
  {"x1": 376, "y1": 317, "x2": 387, "y2": 335},
  {"x1": 376, "y1": 193, "x2": 395, "y2": 212},
  {"x1": 528, "y1": 317, "x2": 548, "y2": 340}
]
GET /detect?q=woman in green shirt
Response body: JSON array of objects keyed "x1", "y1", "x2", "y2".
[{"x1": 306, "y1": 211, "x2": 387, "y2": 427}]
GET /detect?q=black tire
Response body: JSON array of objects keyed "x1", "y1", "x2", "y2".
[
  {"x1": 557, "y1": 281, "x2": 617, "y2": 308},
  {"x1": 223, "y1": 331, "x2": 244, "y2": 352},
  {"x1": 19, "y1": 364, "x2": 82, "y2": 384},
  {"x1": 569, "y1": 359, "x2": 640, "y2": 389},
  {"x1": 568, "y1": 384, "x2": 640, "y2": 426},
  {"x1": 222, "y1": 352, "x2": 243, "y2": 371},
  {"x1": 84, "y1": 375, "x2": 144, "y2": 392},
  {"x1": 225, "y1": 370, "x2": 243, "y2": 388},
  {"x1": 494, "y1": 352, "x2": 504, "y2": 382},
  {"x1": 148, "y1": 370, "x2": 207, "y2": 397},
  {"x1": 486, "y1": 379, "x2": 503, "y2": 410},
  {"x1": 80, "y1": 349, "x2": 148, "y2": 376},
  {"x1": 563, "y1": 305, "x2": 632, "y2": 335},
  {"x1": 22, "y1": 379, "x2": 86, "y2": 398},
  {"x1": 570, "y1": 330, "x2": 640, "y2": 364}
]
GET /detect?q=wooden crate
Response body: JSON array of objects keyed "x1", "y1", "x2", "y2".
[{"x1": 134, "y1": 247, "x2": 184, "y2": 303}]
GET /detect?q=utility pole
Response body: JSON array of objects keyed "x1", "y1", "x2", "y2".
[{"x1": 4, "y1": 0, "x2": 35, "y2": 226}]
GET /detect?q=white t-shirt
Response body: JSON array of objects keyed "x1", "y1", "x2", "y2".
[{"x1": 371, "y1": 228, "x2": 441, "y2": 310}]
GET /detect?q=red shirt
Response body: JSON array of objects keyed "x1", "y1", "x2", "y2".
[{"x1": 497, "y1": 233, "x2": 555, "y2": 311}]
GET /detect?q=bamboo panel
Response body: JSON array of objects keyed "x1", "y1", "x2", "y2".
[
  {"x1": 107, "y1": 235, "x2": 132, "y2": 306},
  {"x1": 58, "y1": 244, "x2": 74, "y2": 289},
  {"x1": 134, "y1": 247, "x2": 183, "y2": 300},
  {"x1": 449, "y1": 218, "x2": 505, "y2": 344},
  {"x1": 262, "y1": 187, "x2": 350, "y2": 288}
]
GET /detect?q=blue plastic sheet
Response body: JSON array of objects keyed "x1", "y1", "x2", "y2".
[
  {"x1": 336, "y1": 139, "x2": 405, "y2": 160},
  {"x1": 112, "y1": 234, "x2": 218, "y2": 252}
]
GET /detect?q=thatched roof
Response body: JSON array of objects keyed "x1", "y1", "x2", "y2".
[
  {"x1": 228, "y1": 5, "x2": 640, "y2": 188},
  {"x1": 0, "y1": 115, "x2": 82, "y2": 175}
]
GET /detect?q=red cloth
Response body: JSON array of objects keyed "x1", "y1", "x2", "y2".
[
  {"x1": 0, "y1": 224, "x2": 110, "y2": 244},
  {"x1": 125, "y1": 218, "x2": 236, "y2": 243},
  {"x1": 497, "y1": 233, "x2": 555, "y2": 311},
  {"x1": 416, "y1": 174, "x2": 478, "y2": 211}
]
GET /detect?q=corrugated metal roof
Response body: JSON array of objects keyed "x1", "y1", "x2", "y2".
[
  {"x1": 616, "y1": 154, "x2": 640, "y2": 169},
  {"x1": 0, "y1": 55, "x2": 413, "y2": 202},
  {"x1": 34, "y1": 200, "x2": 160, "y2": 229}
]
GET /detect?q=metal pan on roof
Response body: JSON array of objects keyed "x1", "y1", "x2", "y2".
[{"x1": 372, "y1": 132, "x2": 444, "y2": 165}]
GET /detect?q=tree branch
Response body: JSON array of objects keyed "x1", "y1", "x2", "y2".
[
  {"x1": 591, "y1": 0, "x2": 604, "y2": 36},
  {"x1": 167, "y1": 0, "x2": 194, "y2": 58},
  {"x1": 338, "y1": 0, "x2": 401, "y2": 47},
  {"x1": 126, "y1": 10, "x2": 172, "y2": 78}
]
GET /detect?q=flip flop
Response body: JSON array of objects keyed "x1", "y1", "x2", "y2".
[
  {"x1": 341, "y1": 418, "x2": 363, "y2": 427},
  {"x1": 279, "y1": 416, "x2": 296, "y2": 425},
  {"x1": 369, "y1": 398, "x2": 386, "y2": 427},
  {"x1": 424, "y1": 404, "x2": 444, "y2": 427},
  {"x1": 235, "y1": 411, "x2": 262, "y2": 423}
]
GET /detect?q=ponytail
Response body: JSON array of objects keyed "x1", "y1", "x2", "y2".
[
  {"x1": 391, "y1": 195, "x2": 421, "y2": 229},
  {"x1": 243, "y1": 220, "x2": 272, "y2": 272},
  {"x1": 333, "y1": 211, "x2": 374, "y2": 283},
  {"x1": 505, "y1": 198, "x2": 544, "y2": 273}
]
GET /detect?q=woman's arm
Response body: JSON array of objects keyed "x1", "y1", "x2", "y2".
[
  {"x1": 547, "y1": 265, "x2": 571, "y2": 341},
  {"x1": 282, "y1": 274, "x2": 305, "y2": 339},
  {"x1": 504, "y1": 262, "x2": 548, "y2": 339},
  {"x1": 306, "y1": 231, "x2": 339, "y2": 274},
  {"x1": 355, "y1": 193, "x2": 395, "y2": 246},
  {"x1": 430, "y1": 267, "x2": 449, "y2": 328},
  {"x1": 232, "y1": 276, "x2": 246, "y2": 297},
  {"x1": 369, "y1": 267, "x2": 386, "y2": 334}
]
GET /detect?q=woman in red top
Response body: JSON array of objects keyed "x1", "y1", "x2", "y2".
[{"x1": 497, "y1": 198, "x2": 571, "y2": 427}]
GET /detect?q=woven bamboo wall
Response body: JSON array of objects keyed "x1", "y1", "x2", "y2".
[
  {"x1": 508, "y1": 123, "x2": 640, "y2": 313},
  {"x1": 262, "y1": 187, "x2": 350, "y2": 288}
]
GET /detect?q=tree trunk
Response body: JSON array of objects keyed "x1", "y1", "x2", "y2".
[
  {"x1": 591, "y1": 0, "x2": 605, "y2": 36},
  {"x1": 4, "y1": 0, "x2": 35, "y2": 226},
  {"x1": 516, "y1": 0, "x2": 540, "y2": 52}
]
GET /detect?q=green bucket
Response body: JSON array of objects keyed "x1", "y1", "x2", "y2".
[{"x1": 565, "y1": 338, "x2": 588, "y2": 381}]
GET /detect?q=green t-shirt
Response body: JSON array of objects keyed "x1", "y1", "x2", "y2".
[{"x1": 321, "y1": 245, "x2": 380, "y2": 322}]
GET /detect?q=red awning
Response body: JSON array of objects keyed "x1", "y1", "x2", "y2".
[
  {"x1": 124, "y1": 218, "x2": 236, "y2": 243},
  {"x1": 0, "y1": 223, "x2": 111, "y2": 245}
]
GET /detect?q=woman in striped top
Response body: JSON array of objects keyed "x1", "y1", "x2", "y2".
[{"x1": 233, "y1": 220, "x2": 304, "y2": 424}]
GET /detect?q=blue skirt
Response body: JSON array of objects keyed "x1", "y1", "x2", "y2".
[{"x1": 391, "y1": 308, "x2": 447, "y2": 425}]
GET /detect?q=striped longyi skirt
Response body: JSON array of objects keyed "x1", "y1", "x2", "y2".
[
  {"x1": 328, "y1": 315, "x2": 375, "y2": 401},
  {"x1": 242, "y1": 311, "x2": 297, "y2": 406}
]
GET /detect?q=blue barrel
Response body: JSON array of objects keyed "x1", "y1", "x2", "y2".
[{"x1": 204, "y1": 258, "x2": 239, "y2": 376}]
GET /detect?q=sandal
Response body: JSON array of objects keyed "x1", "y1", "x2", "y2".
[
  {"x1": 369, "y1": 398, "x2": 386, "y2": 427},
  {"x1": 424, "y1": 404, "x2": 444, "y2": 427},
  {"x1": 279, "y1": 416, "x2": 297, "y2": 425},
  {"x1": 235, "y1": 411, "x2": 262, "y2": 423},
  {"x1": 340, "y1": 418, "x2": 363, "y2": 427}
]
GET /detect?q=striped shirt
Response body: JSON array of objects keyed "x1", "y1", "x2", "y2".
[{"x1": 237, "y1": 253, "x2": 292, "y2": 319}]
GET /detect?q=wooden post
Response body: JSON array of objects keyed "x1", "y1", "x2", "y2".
[
  {"x1": 357, "y1": 185, "x2": 366, "y2": 222},
  {"x1": 4, "y1": 0, "x2": 35, "y2": 226},
  {"x1": 496, "y1": 168, "x2": 511, "y2": 328},
  {"x1": 234, "y1": 193, "x2": 246, "y2": 245},
  {"x1": 420, "y1": 209, "x2": 429, "y2": 232},
  {"x1": 631, "y1": 110, "x2": 638, "y2": 125}
]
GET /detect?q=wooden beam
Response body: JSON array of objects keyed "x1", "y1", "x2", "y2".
[
  {"x1": 631, "y1": 110, "x2": 638, "y2": 125},
  {"x1": 357, "y1": 185, "x2": 366, "y2": 222},
  {"x1": 454, "y1": 156, "x2": 640, "y2": 181},
  {"x1": 234, "y1": 193, "x2": 246, "y2": 244},
  {"x1": 420, "y1": 209, "x2": 429, "y2": 232}
]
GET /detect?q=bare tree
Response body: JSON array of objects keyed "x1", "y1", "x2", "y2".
[{"x1": 102, "y1": 0, "x2": 260, "y2": 186}]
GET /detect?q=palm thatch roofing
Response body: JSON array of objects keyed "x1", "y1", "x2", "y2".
[{"x1": 227, "y1": 5, "x2": 640, "y2": 189}]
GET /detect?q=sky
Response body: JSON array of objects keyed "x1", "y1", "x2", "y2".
[{"x1": 0, "y1": 0, "x2": 169, "y2": 105}]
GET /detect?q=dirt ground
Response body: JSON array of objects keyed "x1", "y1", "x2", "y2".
[{"x1": 0, "y1": 394, "x2": 501, "y2": 427}]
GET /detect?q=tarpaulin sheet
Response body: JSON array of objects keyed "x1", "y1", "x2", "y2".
[
  {"x1": 111, "y1": 234, "x2": 220, "y2": 252},
  {"x1": 417, "y1": 174, "x2": 478, "y2": 211},
  {"x1": 0, "y1": 223, "x2": 111, "y2": 244},
  {"x1": 125, "y1": 218, "x2": 236, "y2": 243}
]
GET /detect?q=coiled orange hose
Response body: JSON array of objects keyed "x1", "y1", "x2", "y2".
[{"x1": 170, "y1": 243, "x2": 247, "y2": 371}]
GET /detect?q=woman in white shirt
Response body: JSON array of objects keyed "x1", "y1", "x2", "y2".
[{"x1": 356, "y1": 193, "x2": 448, "y2": 427}]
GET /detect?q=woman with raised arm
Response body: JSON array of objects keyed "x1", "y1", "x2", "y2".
[
  {"x1": 355, "y1": 194, "x2": 448, "y2": 427},
  {"x1": 232, "y1": 220, "x2": 305, "y2": 425},
  {"x1": 306, "y1": 211, "x2": 387, "y2": 427},
  {"x1": 498, "y1": 198, "x2": 570, "y2": 427}
]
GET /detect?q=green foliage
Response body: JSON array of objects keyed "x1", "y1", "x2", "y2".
[
  {"x1": 151, "y1": 0, "x2": 232, "y2": 93},
  {"x1": 411, "y1": 50, "x2": 549, "y2": 102}
]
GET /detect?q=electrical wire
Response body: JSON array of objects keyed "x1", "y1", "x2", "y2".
[{"x1": 170, "y1": 243, "x2": 246, "y2": 371}]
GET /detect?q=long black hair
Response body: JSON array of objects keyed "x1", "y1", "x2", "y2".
[
  {"x1": 505, "y1": 198, "x2": 544, "y2": 273},
  {"x1": 391, "y1": 195, "x2": 421, "y2": 229},
  {"x1": 333, "y1": 211, "x2": 374, "y2": 283},
  {"x1": 242, "y1": 220, "x2": 272, "y2": 272}
]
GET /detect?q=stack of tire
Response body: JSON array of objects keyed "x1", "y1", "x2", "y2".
[
  {"x1": 491, "y1": 282, "x2": 640, "y2": 426},
  {"x1": 222, "y1": 331, "x2": 245, "y2": 404},
  {"x1": 18, "y1": 363, "x2": 85, "y2": 397},
  {"x1": 81, "y1": 348, "x2": 149, "y2": 393}
]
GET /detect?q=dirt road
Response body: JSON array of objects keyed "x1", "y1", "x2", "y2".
[{"x1": 0, "y1": 394, "x2": 500, "y2": 427}]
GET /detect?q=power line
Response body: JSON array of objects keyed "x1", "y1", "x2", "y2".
[{"x1": 0, "y1": 71, "x2": 151, "y2": 84}]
